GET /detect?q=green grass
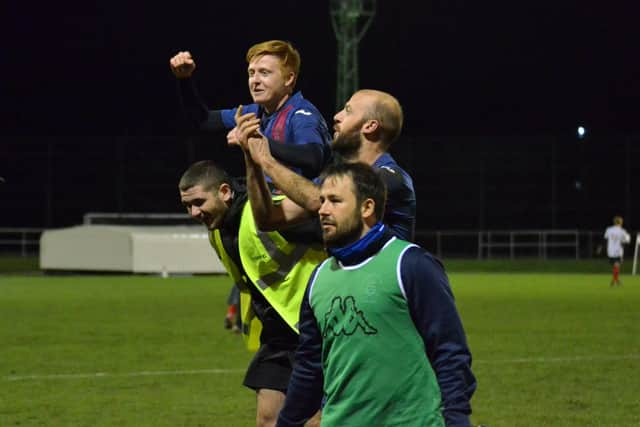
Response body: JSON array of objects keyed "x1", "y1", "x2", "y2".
[
  {"x1": 0, "y1": 255, "x2": 622, "y2": 274},
  {"x1": 454, "y1": 273, "x2": 640, "y2": 426},
  {"x1": 0, "y1": 255, "x2": 39, "y2": 273},
  {"x1": 1, "y1": 273, "x2": 639, "y2": 426},
  {"x1": 1, "y1": 275, "x2": 255, "y2": 427}
]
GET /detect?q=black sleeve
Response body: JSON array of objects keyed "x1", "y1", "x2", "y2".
[
  {"x1": 401, "y1": 247, "x2": 476, "y2": 427},
  {"x1": 177, "y1": 78, "x2": 225, "y2": 131},
  {"x1": 278, "y1": 216, "x2": 324, "y2": 245},
  {"x1": 267, "y1": 138, "x2": 327, "y2": 179}
]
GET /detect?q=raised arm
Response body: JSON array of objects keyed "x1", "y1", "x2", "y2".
[{"x1": 169, "y1": 51, "x2": 228, "y2": 132}]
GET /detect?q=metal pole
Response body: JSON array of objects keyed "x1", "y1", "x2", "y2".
[
  {"x1": 21, "y1": 231, "x2": 26, "y2": 257},
  {"x1": 45, "y1": 139, "x2": 54, "y2": 227},
  {"x1": 330, "y1": 0, "x2": 376, "y2": 110},
  {"x1": 625, "y1": 139, "x2": 632, "y2": 225},
  {"x1": 510, "y1": 232, "x2": 514, "y2": 260},
  {"x1": 551, "y1": 138, "x2": 557, "y2": 229}
]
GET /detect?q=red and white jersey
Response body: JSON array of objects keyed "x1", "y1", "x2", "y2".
[{"x1": 604, "y1": 225, "x2": 631, "y2": 258}]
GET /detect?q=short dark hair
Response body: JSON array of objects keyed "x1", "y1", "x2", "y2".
[
  {"x1": 320, "y1": 161, "x2": 387, "y2": 221},
  {"x1": 178, "y1": 160, "x2": 231, "y2": 193}
]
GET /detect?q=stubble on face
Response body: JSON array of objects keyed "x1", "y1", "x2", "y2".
[
  {"x1": 332, "y1": 94, "x2": 371, "y2": 160},
  {"x1": 323, "y1": 210, "x2": 364, "y2": 248},
  {"x1": 320, "y1": 176, "x2": 365, "y2": 248},
  {"x1": 180, "y1": 185, "x2": 227, "y2": 231}
]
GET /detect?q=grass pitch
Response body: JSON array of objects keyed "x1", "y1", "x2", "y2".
[{"x1": 1, "y1": 272, "x2": 638, "y2": 426}]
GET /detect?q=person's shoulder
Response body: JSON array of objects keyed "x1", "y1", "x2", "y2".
[
  {"x1": 400, "y1": 243, "x2": 438, "y2": 262},
  {"x1": 398, "y1": 243, "x2": 446, "y2": 276},
  {"x1": 244, "y1": 103, "x2": 261, "y2": 114},
  {"x1": 377, "y1": 165, "x2": 404, "y2": 187},
  {"x1": 290, "y1": 92, "x2": 323, "y2": 116},
  {"x1": 376, "y1": 160, "x2": 414, "y2": 192},
  {"x1": 375, "y1": 153, "x2": 411, "y2": 175}
]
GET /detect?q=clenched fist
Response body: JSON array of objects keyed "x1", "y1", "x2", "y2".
[{"x1": 169, "y1": 51, "x2": 196, "y2": 78}]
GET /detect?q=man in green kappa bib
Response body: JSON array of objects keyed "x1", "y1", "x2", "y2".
[{"x1": 275, "y1": 162, "x2": 476, "y2": 427}]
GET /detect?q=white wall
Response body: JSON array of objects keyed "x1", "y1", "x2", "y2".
[{"x1": 40, "y1": 225, "x2": 225, "y2": 274}]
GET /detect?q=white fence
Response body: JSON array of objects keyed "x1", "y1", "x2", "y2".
[
  {"x1": 0, "y1": 228, "x2": 44, "y2": 256},
  {"x1": 415, "y1": 230, "x2": 602, "y2": 259},
  {"x1": 83, "y1": 212, "x2": 190, "y2": 225},
  {"x1": 478, "y1": 230, "x2": 580, "y2": 259},
  {"x1": 1, "y1": 225, "x2": 605, "y2": 260}
]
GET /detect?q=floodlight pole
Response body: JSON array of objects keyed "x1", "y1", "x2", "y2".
[{"x1": 330, "y1": 0, "x2": 376, "y2": 110}]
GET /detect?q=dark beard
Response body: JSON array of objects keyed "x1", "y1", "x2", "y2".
[
  {"x1": 332, "y1": 133, "x2": 360, "y2": 160},
  {"x1": 324, "y1": 219, "x2": 364, "y2": 249}
]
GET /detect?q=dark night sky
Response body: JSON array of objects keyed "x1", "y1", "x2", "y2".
[
  {"x1": 5, "y1": 0, "x2": 639, "y2": 136},
  {"x1": 2, "y1": 0, "x2": 639, "y2": 230}
]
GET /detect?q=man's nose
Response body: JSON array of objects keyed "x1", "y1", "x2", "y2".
[
  {"x1": 318, "y1": 202, "x2": 329, "y2": 216},
  {"x1": 190, "y1": 207, "x2": 201, "y2": 218}
]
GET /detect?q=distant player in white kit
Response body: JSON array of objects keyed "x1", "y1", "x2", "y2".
[{"x1": 603, "y1": 216, "x2": 631, "y2": 286}]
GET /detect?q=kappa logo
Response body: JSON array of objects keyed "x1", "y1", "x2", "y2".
[
  {"x1": 323, "y1": 296, "x2": 378, "y2": 337},
  {"x1": 294, "y1": 109, "x2": 312, "y2": 116}
]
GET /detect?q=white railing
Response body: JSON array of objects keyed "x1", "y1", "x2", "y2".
[
  {"x1": 414, "y1": 230, "x2": 601, "y2": 260},
  {"x1": 0, "y1": 223, "x2": 610, "y2": 262},
  {"x1": 0, "y1": 228, "x2": 44, "y2": 256},
  {"x1": 478, "y1": 230, "x2": 580, "y2": 259},
  {"x1": 83, "y1": 212, "x2": 190, "y2": 225}
]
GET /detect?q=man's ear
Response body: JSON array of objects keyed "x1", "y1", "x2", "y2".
[
  {"x1": 361, "y1": 119, "x2": 380, "y2": 138},
  {"x1": 361, "y1": 198, "x2": 376, "y2": 222},
  {"x1": 218, "y1": 183, "x2": 233, "y2": 203},
  {"x1": 284, "y1": 71, "x2": 296, "y2": 88}
]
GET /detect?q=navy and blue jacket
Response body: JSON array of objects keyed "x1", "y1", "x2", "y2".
[
  {"x1": 373, "y1": 152, "x2": 416, "y2": 241},
  {"x1": 178, "y1": 79, "x2": 331, "y2": 179}
]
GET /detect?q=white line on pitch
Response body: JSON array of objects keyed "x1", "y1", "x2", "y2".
[
  {"x1": 6, "y1": 354, "x2": 640, "y2": 381},
  {"x1": 475, "y1": 354, "x2": 640, "y2": 364},
  {"x1": 5, "y1": 368, "x2": 245, "y2": 382}
]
